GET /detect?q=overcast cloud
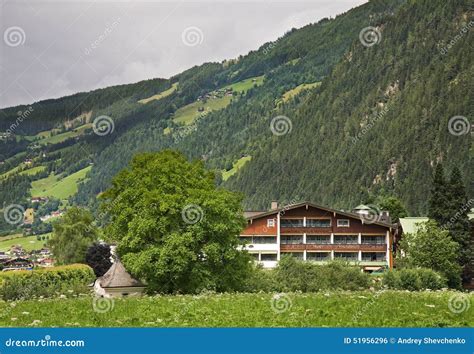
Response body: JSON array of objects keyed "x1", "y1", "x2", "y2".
[{"x1": 0, "y1": 0, "x2": 367, "y2": 108}]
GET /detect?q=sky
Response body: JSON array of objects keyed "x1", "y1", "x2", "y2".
[{"x1": 0, "y1": 0, "x2": 367, "y2": 108}]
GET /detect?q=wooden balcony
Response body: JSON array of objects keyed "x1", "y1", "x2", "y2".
[
  {"x1": 280, "y1": 244, "x2": 386, "y2": 251},
  {"x1": 280, "y1": 227, "x2": 331, "y2": 234}
]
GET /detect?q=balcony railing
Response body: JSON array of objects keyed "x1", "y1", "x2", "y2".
[{"x1": 280, "y1": 244, "x2": 386, "y2": 251}]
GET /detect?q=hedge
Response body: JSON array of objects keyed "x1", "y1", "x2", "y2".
[
  {"x1": 383, "y1": 268, "x2": 447, "y2": 290},
  {"x1": 244, "y1": 256, "x2": 370, "y2": 292},
  {"x1": 0, "y1": 264, "x2": 95, "y2": 300}
]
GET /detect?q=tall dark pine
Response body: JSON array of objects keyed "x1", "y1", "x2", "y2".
[
  {"x1": 447, "y1": 167, "x2": 473, "y2": 283},
  {"x1": 428, "y1": 164, "x2": 450, "y2": 225}
]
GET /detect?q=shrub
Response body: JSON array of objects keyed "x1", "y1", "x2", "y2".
[
  {"x1": 417, "y1": 268, "x2": 447, "y2": 290},
  {"x1": 243, "y1": 265, "x2": 278, "y2": 292},
  {"x1": 398, "y1": 269, "x2": 421, "y2": 291},
  {"x1": 382, "y1": 270, "x2": 400, "y2": 289},
  {"x1": 383, "y1": 268, "x2": 447, "y2": 291},
  {"x1": 0, "y1": 264, "x2": 95, "y2": 300},
  {"x1": 274, "y1": 256, "x2": 370, "y2": 292}
]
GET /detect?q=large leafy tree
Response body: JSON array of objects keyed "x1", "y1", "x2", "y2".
[
  {"x1": 48, "y1": 207, "x2": 98, "y2": 265},
  {"x1": 396, "y1": 220, "x2": 462, "y2": 288},
  {"x1": 101, "y1": 150, "x2": 253, "y2": 293},
  {"x1": 374, "y1": 195, "x2": 408, "y2": 222}
]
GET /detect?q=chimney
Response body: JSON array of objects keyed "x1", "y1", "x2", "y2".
[{"x1": 270, "y1": 201, "x2": 278, "y2": 210}]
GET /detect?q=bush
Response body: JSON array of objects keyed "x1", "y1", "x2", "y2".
[
  {"x1": 273, "y1": 256, "x2": 370, "y2": 292},
  {"x1": 399, "y1": 269, "x2": 421, "y2": 291},
  {"x1": 243, "y1": 265, "x2": 278, "y2": 292},
  {"x1": 418, "y1": 268, "x2": 447, "y2": 289},
  {"x1": 382, "y1": 270, "x2": 400, "y2": 289},
  {"x1": 382, "y1": 268, "x2": 447, "y2": 291},
  {"x1": 0, "y1": 264, "x2": 95, "y2": 300}
]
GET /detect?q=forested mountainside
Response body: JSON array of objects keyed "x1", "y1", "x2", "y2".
[{"x1": 0, "y1": 0, "x2": 472, "y2": 227}]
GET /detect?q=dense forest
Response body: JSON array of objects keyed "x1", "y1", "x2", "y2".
[{"x1": 0, "y1": 0, "x2": 472, "y2": 222}]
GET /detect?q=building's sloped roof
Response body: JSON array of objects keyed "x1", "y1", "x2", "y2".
[
  {"x1": 243, "y1": 211, "x2": 267, "y2": 218},
  {"x1": 244, "y1": 201, "x2": 395, "y2": 229},
  {"x1": 398, "y1": 217, "x2": 429, "y2": 234},
  {"x1": 99, "y1": 260, "x2": 144, "y2": 288}
]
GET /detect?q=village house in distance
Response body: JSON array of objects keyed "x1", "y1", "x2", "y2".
[{"x1": 241, "y1": 202, "x2": 395, "y2": 272}]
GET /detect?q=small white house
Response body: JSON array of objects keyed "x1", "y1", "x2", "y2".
[{"x1": 93, "y1": 260, "x2": 146, "y2": 298}]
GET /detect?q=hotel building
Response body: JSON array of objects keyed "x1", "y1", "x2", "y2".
[{"x1": 240, "y1": 202, "x2": 395, "y2": 272}]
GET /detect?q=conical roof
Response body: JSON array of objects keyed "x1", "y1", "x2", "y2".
[{"x1": 99, "y1": 260, "x2": 144, "y2": 288}]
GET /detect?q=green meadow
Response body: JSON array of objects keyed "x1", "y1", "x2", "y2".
[
  {"x1": 138, "y1": 82, "x2": 179, "y2": 104},
  {"x1": 172, "y1": 76, "x2": 264, "y2": 126},
  {"x1": 0, "y1": 291, "x2": 471, "y2": 327},
  {"x1": 222, "y1": 156, "x2": 252, "y2": 181},
  {"x1": 30, "y1": 166, "x2": 92, "y2": 200},
  {"x1": 0, "y1": 234, "x2": 48, "y2": 252}
]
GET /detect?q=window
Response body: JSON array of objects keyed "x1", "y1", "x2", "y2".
[
  {"x1": 306, "y1": 219, "x2": 331, "y2": 228},
  {"x1": 281, "y1": 219, "x2": 304, "y2": 228},
  {"x1": 361, "y1": 235, "x2": 386, "y2": 245},
  {"x1": 334, "y1": 252, "x2": 358, "y2": 261},
  {"x1": 284, "y1": 252, "x2": 304, "y2": 260},
  {"x1": 281, "y1": 235, "x2": 303, "y2": 244},
  {"x1": 306, "y1": 235, "x2": 331, "y2": 244},
  {"x1": 239, "y1": 237, "x2": 251, "y2": 244},
  {"x1": 260, "y1": 253, "x2": 277, "y2": 261},
  {"x1": 361, "y1": 252, "x2": 386, "y2": 262},
  {"x1": 307, "y1": 252, "x2": 330, "y2": 261},
  {"x1": 337, "y1": 219, "x2": 350, "y2": 227},
  {"x1": 334, "y1": 235, "x2": 358, "y2": 244},
  {"x1": 250, "y1": 253, "x2": 259, "y2": 260},
  {"x1": 267, "y1": 219, "x2": 275, "y2": 228},
  {"x1": 252, "y1": 236, "x2": 277, "y2": 244}
]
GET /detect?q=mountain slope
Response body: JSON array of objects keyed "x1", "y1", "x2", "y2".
[{"x1": 0, "y1": 0, "x2": 472, "y2": 229}]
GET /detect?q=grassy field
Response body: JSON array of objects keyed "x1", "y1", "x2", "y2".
[
  {"x1": 226, "y1": 75, "x2": 264, "y2": 93},
  {"x1": 138, "y1": 82, "x2": 178, "y2": 104},
  {"x1": 172, "y1": 76, "x2": 264, "y2": 126},
  {"x1": 222, "y1": 156, "x2": 252, "y2": 181},
  {"x1": 30, "y1": 166, "x2": 92, "y2": 200},
  {"x1": 0, "y1": 164, "x2": 45, "y2": 179},
  {"x1": 280, "y1": 82, "x2": 321, "y2": 103},
  {"x1": 0, "y1": 234, "x2": 48, "y2": 252},
  {"x1": 173, "y1": 96, "x2": 232, "y2": 125},
  {"x1": 0, "y1": 291, "x2": 471, "y2": 327},
  {"x1": 35, "y1": 124, "x2": 92, "y2": 145}
]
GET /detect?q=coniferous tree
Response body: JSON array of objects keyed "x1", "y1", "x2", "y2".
[
  {"x1": 446, "y1": 167, "x2": 473, "y2": 283},
  {"x1": 428, "y1": 164, "x2": 449, "y2": 225}
]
